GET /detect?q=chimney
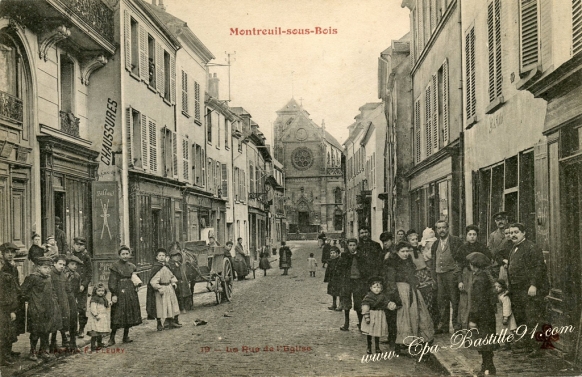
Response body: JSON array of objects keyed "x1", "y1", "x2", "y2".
[
  {"x1": 158, "y1": 0, "x2": 166, "y2": 11},
  {"x1": 208, "y1": 73, "x2": 220, "y2": 99},
  {"x1": 152, "y1": 0, "x2": 157, "y2": 5}
]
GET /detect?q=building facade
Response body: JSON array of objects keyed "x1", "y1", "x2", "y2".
[
  {"x1": 402, "y1": 0, "x2": 464, "y2": 235},
  {"x1": 274, "y1": 98, "x2": 344, "y2": 240}
]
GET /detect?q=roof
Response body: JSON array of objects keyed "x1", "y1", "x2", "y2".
[{"x1": 134, "y1": 0, "x2": 181, "y2": 49}]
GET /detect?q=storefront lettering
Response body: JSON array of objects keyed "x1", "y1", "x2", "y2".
[
  {"x1": 100, "y1": 98, "x2": 118, "y2": 166},
  {"x1": 96, "y1": 188, "x2": 115, "y2": 197},
  {"x1": 488, "y1": 112, "x2": 503, "y2": 133}
]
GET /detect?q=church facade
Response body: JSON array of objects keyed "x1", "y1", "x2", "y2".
[{"x1": 274, "y1": 99, "x2": 345, "y2": 239}]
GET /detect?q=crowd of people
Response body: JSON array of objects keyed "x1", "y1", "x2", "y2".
[{"x1": 319, "y1": 212, "x2": 549, "y2": 377}]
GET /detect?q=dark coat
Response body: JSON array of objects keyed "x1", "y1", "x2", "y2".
[
  {"x1": 384, "y1": 254, "x2": 418, "y2": 287},
  {"x1": 73, "y1": 251, "x2": 92, "y2": 288},
  {"x1": 55, "y1": 227, "x2": 68, "y2": 254},
  {"x1": 50, "y1": 267, "x2": 70, "y2": 330},
  {"x1": 168, "y1": 260, "x2": 191, "y2": 299},
  {"x1": 1, "y1": 262, "x2": 25, "y2": 335},
  {"x1": 65, "y1": 268, "x2": 80, "y2": 331},
  {"x1": 321, "y1": 244, "x2": 331, "y2": 265},
  {"x1": 28, "y1": 245, "x2": 46, "y2": 265},
  {"x1": 0, "y1": 269, "x2": 20, "y2": 345},
  {"x1": 457, "y1": 241, "x2": 492, "y2": 283},
  {"x1": 324, "y1": 257, "x2": 342, "y2": 296},
  {"x1": 146, "y1": 262, "x2": 165, "y2": 320},
  {"x1": 430, "y1": 235, "x2": 464, "y2": 280},
  {"x1": 335, "y1": 250, "x2": 370, "y2": 297},
  {"x1": 507, "y1": 239, "x2": 549, "y2": 295},
  {"x1": 21, "y1": 272, "x2": 60, "y2": 334},
  {"x1": 358, "y1": 239, "x2": 384, "y2": 278},
  {"x1": 279, "y1": 246, "x2": 292, "y2": 269},
  {"x1": 109, "y1": 260, "x2": 142, "y2": 327},
  {"x1": 468, "y1": 269, "x2": 497, "y2": 351}
]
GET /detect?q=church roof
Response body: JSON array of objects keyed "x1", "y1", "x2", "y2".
[{"x1": 277, "y1": 98, "x2": 302, "y2": 113}]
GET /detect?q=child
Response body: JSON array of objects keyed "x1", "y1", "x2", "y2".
[
  {"x1": 323, "y1": 247, "x2": 341, "y2": 310},
  {"x1": 65, "y1": 255, "x2": 83, "y2": 352},
  {"x1": 259, "y1": 249, "x2": 271, "y2": 276},
  {"x1": 49, "y1": 254, "x2": 69, "y2": 353},
  {"x1": 467, "y1": 252, "x2": 497, "y2": 376},
  {"x1": 494, "y1": 279, "x2": 516, "y2": 351},
  {"x1": 361, "y1": 277, "x2": 399, "y2": 354},
  {"x1": 149, "y1": 249, "x2": 182, "y2": 331},
  {"x1": 307, "y1": 253, "x2": 318, "y2": 277},
  {"x1": 108, "y1": 246, "x2": 142, "y2": 346},
  {"x1": 45, "y1": 236, "x2": 59, "y2": 259},
  {"x1": 20, "y1": 257, "x2": 60, "y2": 361},
  {"x1": 85, "y1": 283, "x2": 110, "y2": 352}
]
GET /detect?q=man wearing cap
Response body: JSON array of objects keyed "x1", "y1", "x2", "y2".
[
  {"x1": 54, "y1": 217, "x2": 68, "y2": 254},
  {"x1": 65, "y1": 254, "x2": 83, "y2": 351},
  {"x1": 72, "y1": 237, "x2": 92, "y2": 338},
  {"x1": 0, "y1": 243, "x2": 24, "y2": 363},
  {"x1": 488, "y1": 212, "x2": 508, "y2": 256},
  {"x1": 507, "y1": 223, "x2": 549, "y2": 358}
]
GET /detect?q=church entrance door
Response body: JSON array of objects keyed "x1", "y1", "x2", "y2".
[{"x1": 298, "y1": 211, "x2": 310, "y2": 233}]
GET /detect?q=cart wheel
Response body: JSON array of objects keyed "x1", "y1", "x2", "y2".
[
  {"x1": 214, "y1": 275, "x2": 222, "y2": 304},
  {"x1": 222, "y1": 258, "x2": 234, "y2": 302}
]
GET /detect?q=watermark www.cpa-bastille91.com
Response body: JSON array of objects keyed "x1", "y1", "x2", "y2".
[{"x1": 230, "y1": 27, "x2": 337, "y2": 36}]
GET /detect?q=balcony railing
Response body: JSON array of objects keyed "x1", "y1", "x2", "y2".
[
  {"x1": 0, "y1": 90, "x2": 23, "y2": 125},
  {"x1": 58, "y1": 0, "x2": 115, "y2": 43},
  {"x1": 59, "y1": 111, "x2": 80, "y2": 138}
]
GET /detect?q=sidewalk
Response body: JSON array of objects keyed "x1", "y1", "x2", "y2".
[{"x1": 430, "y1": 333, "x2": 581, "y2": 376}]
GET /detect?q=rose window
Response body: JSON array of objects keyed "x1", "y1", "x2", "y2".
[{"x1": 291, "y1": 147, "x2": 314, "y2": 170}]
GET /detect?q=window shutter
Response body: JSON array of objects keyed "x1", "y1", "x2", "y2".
[
  {"x1": 139, "y1": 25, "x2": 147, "y2": 80},
  {"x1": 242, "y1": 170, "x2": 246, "y2": 200},
  {"x1": 169, "y1": 54, "x2": 176, "y2": 104},
  {"x1": 172, "y1": 131, "x2": 178, "y2": 178},
  {"x1": 574, "y1": 0, "x2": 582, "y2": 55},
  {"x1": 425, "y1": 84, "x2": 432, "y2": 157},
  {"x1": 141, "y1": 113, "x2": 148, "y2": 170},
  {"x1": 221, "y1": 164, "x2": 228, "y2": 198},
  {"x1": 126, "y1": 107, "x2": 133, "y2": 166},
  {"x1": 432, "y1": 74, "x2": 438, "y2": 151},
  {"x1": 415, "y1": 99, "x2": 421, "y2": 163},
  {"x1": 156, "y1": 42, "x2": 164, "y2": 93},
  {"x1": 488, "y1": 2, "x2": 495, "y2": 102},
  {"x1": 194, "y1": 81, "x2": 201, "y2": 123},
  {"x1": 520, "y1": 0, "x2": 539, "y2": 72},
  {"x1": 182, "y1": 138, "x2": 189, "y2": 181},
  {"x1": 215, "y1": 161, "x2": 220, "y2": 195},
  {"x1": 201, "y1": 148, "x2": 205, "y2": 186},
  {"x1": 465, "y1": 27, "x2": 476, "y2": 119},
  {"x1": 181, "y1": 71, "x2": 188, "y2": 114},
  {"x1": 495, "y1": 0, "x2": 502, "y2": 98},
  {"x1": 124, "y1": 10, "x2": 132, "y2": 71},
  {"x1": 148, "y1": 118, "x2": 157, "y2": 172},
  {"x1": 442, "y1": 59, "x2": 449, "y2": 146}
]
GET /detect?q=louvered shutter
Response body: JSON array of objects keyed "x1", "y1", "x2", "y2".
[
  {"x1": 183, "y1": 138, "x2": 189, "y2": 181},
  {"x1": 124, "y1": 10, "x2": 132, "y2": 71},
  {"x1": 172, "y1": 131, "x2": 178, "y2": 178},
  {"x1": 181, "y1": 71, "x2": 188, "y2": 114},
  {"x1": 156, "y1": 42, "x2": 164, "y2": 93},
  {"x1": 194, "y1": 81, "x2": 201, "y2": 123},
  {"x1": 415, "y1": 99, "x2": 421, "y2": 163},
  {"x1": 432, "y1": 74, "x2": 438, "y2": 151},
  {"x1": 242, "y1": 170, "x2": 246, "y2": 200},
  {"x1": 520, "y1": 0, "x2": 539, "y2": 72},
  {"x1": 574, "y1": 0, "x2": 582, "y2": 55},
  {"x1": 221, "y1": 164, "x2": 228, "y2": 198},
  {"x1": 495, "y1": 0, "x2": 502, "y2": 98},
  {"x1": 139, "y1": 25, "x2": 147, "y2": 81},
  {"x1": 465, "y1": 28, "x2": 476, "y2": 119},
  {"x1": 170, "y1": 54, "x2": 176, "y2": 104},
  {"x1": 126, "y1": 107, "x2": 133, "y2": 166},
  {"x1": 488, "y1": 2, "x2": 495, "y2": 102},
  {"x1": 425, "y1": 85, "x2": 432, "y2": 157},
  {"x1": 148, "y1": 118, "x2": 157, "y2": 172},
  {"x1": 141, "y1": 113, "x2": 148, "y2": 170},
  {"x1": 442, "y1": 59, "x2": 449, "y2": 146}
]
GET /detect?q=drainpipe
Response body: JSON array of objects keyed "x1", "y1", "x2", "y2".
[
  {"x1": 458, "y1": 0, "x2": 465, "y2": 233},
  {"x1": 120, "y1": 7, "x2": 130, "y2": 246}
]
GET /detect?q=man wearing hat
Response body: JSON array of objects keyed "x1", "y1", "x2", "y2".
[
  {"x1": 54, "y1": 217, "x2": 68, "y2": 254},
  {"x1": 72, "y1": 237, "x2": 92, "y2": 338},
  {"x1": 488, "y1": 212, "x2": 508, "y2": 256},
  {"x1": 0, "y1": 242, "x2": 24, "y2": 364}
]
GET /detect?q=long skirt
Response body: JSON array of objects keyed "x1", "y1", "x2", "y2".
[
  {"x1": 361, "y1": 310, "x2": 388, "y2": 337},
  {"x1": 415, "y1": 268, "x2": 437, "y2": 324},
  {"x1": 458, "y1": 267, "x2": 473, "y2": 329},
  {"x1": 259, "y1": 257, "x2": 271, "y2": 270},
  {"x1": 110, "y1": 279, "x2": 142, "y2": 328},
  {"x1": 395, "y1": 282, "x2": 435, "y2": 345}
]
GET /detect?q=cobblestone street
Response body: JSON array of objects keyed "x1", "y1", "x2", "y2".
[{"x1": 19, "y1": 241, "x2": 438, "y2": 377}]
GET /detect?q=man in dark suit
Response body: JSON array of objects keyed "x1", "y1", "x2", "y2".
[
  {"x1": 431, "y1": 220, "x2": 464, "y2": 333},
  {"x1": 507, "y1": 223, "x2": 549, "y2": 358},
  {"x1": 357, "y1": 226, "x2": 383, "y2": 278}
]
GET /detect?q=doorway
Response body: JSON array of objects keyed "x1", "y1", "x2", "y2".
[
  {"x1": 54, "y1": 192, "x2": 66, "y2": 233},
  {"x1": 563, "y1": 163, "x2": 582, "y2": 324},
  {"x1": 152, "y1": 210, "x2": 160, "y2": 251},
  {"x1": 298, "y1": 211, "x2": 310, "y2": 233}
]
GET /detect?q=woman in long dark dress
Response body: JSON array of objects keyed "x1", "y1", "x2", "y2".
[
  {"x1": 279, "y1": 242, "x2": 292, "y2": 275},
  {"x1": 467, "y1": 252, "x2": 497, "y2": 376},
  {"x1": 458, "y1": 225, "x2": 492, "y2": 329},
  {"x1": 107, "y1": 246, "x2": 142, "y2": 346}
]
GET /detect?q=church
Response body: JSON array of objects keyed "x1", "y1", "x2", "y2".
[{"x1": 273, "y1": 98, "x2": 345, "y2": 239}]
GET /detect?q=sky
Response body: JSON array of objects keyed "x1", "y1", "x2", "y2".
[{"x1": 165, "y1": 0, "x2": 410, "y2": 145}]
